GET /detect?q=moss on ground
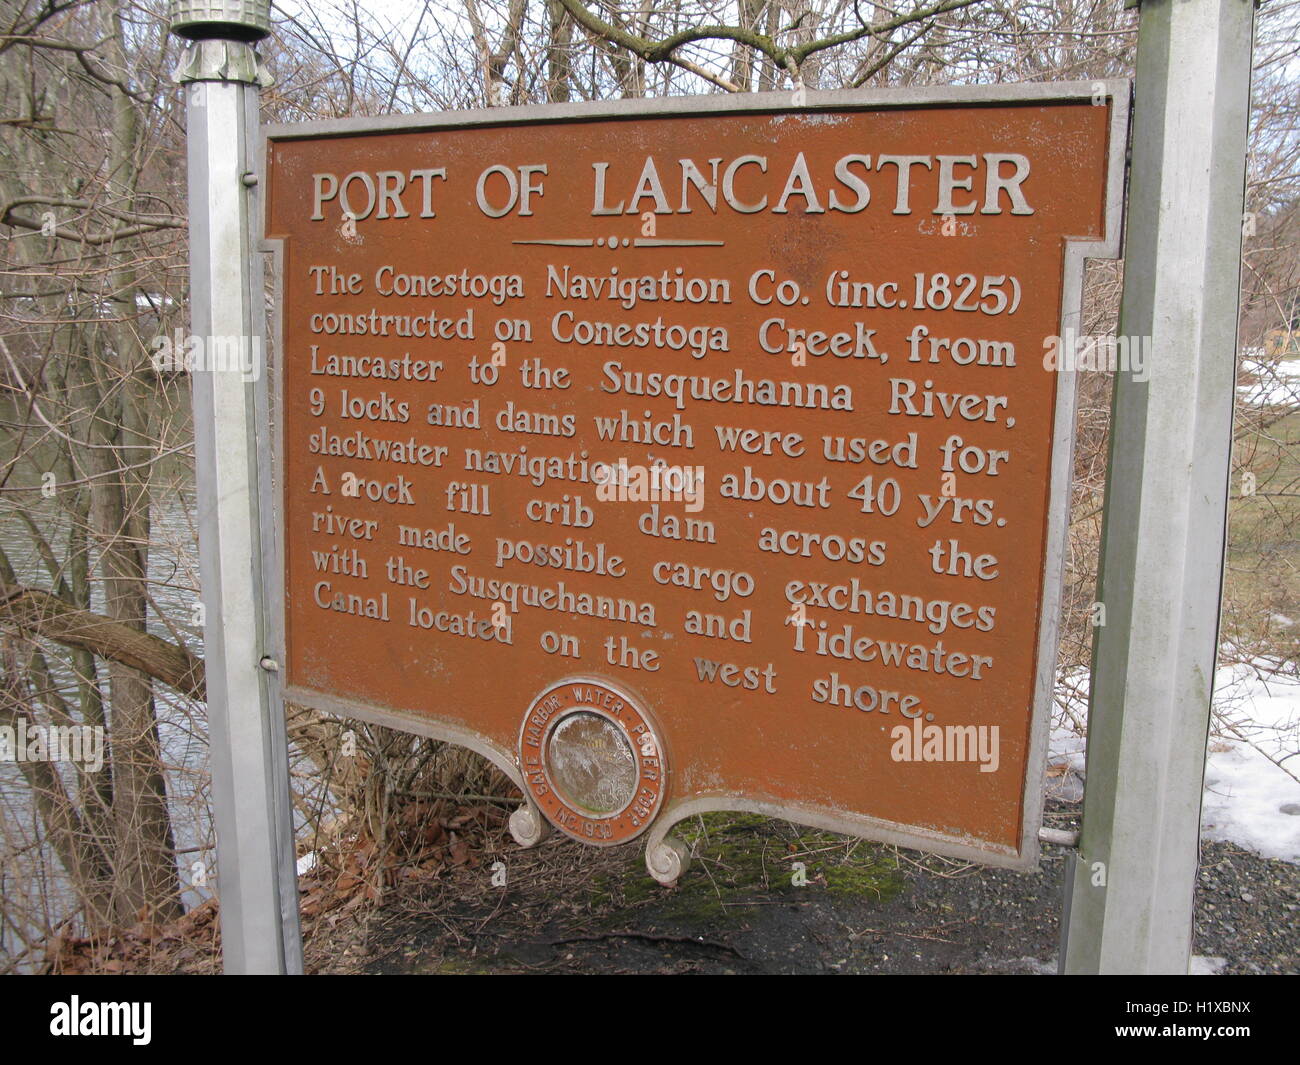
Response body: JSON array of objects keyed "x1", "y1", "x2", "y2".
[{"x1": 590, "y1": 812, "x2": 904, "y2": 925}]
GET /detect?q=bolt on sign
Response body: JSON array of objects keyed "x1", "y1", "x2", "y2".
[{"x1": 264, "y1": 85, "x2": 1128, "y2": 880}]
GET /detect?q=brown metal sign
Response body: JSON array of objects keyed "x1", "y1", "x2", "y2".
[{"x1": 264, "y1": 85, "x2": 1127, "y2": 877}]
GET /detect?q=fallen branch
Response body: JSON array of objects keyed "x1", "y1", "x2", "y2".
[{"x1": 0, "y1": 582, "x2": 204, "y2": 698}]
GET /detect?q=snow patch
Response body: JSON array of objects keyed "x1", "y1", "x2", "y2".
[
  {"x1": 1201, "y1": 661, "x2": 1300, "y2": 863},
  {"x1": 1049, "y1": 660, "x2": 1300, "y2": 864}
]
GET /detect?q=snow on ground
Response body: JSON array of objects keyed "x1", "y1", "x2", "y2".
[
  {"x1": 1237, "y1": 349, "x2": 1300, "y2": 406},
  {"x1": 1049, "y1": 659, "x2": 1300, "y2": 864},
  {"x1": 1202, "y1": 660, "x2": 1300, "y2": 862}
]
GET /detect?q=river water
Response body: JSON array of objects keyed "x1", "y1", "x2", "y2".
[{"x1": 0, "y1": 388, "x2": 219, "y2": 962}]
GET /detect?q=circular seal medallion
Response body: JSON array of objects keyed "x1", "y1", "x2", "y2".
[{"x1": 518, "y1": 677, "x2": 666, "y2": 845}]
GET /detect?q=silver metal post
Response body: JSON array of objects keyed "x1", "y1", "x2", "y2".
[
  {"x1": 1061, "y1": 0, "x2": 1254, "y2": 973},
  {"x1": 171, "y1": 3, "x2": 303, "y2": 975}
]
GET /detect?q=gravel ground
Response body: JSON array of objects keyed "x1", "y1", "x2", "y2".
[{"x1": 306, "y1": 800, "x2": 1300, "y2": 975}]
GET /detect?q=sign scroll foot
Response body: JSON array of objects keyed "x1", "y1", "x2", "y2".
[
  {"x1": 645, "y1": 829, "x2": 691, "y2": 886},
  {"x1": 508, "y1": 802, "x2": 551, "y2": 848}
]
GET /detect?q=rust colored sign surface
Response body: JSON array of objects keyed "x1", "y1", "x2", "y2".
[{"x1": 264, "y1": 86, "x2": 1126, "y2": 873}]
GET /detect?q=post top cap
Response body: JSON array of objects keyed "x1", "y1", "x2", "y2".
[{"x1": 169, "y1": 0, "x2": 272, "y2": 41}]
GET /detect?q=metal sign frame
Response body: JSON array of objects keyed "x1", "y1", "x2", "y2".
[{"x1": 261, "y1": 82, "x2": 1131, "y2": 877}]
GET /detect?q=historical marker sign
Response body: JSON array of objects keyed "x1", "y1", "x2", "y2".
[{"x1": 264, "y1": 85, "x2": 1127, "y2": 876}]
